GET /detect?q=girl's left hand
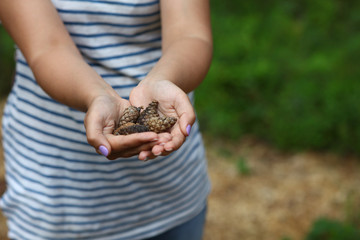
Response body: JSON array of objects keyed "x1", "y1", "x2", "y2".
[{"x1": 129, "y1": 79, "x2": 196, "y2": 160}]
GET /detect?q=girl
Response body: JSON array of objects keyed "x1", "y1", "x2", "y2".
[{"x1": 0, "y1": 0, "x2": 212, "y2": 239}]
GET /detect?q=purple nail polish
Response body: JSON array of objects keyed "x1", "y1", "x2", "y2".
[
  {"x1": 99, "y1": 145, "x2": 109, "y2": 156},
  {"x1": 186, "y1": 125, "x2": 192, "y2": 136}
]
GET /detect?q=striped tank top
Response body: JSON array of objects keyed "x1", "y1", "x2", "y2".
[{"x1": 0, "y1": 0, "x2": 210, "y2": 239}]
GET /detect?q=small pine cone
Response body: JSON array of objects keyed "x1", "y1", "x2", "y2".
[
  {"x1": 113, "y1": 122, "x2": 150, "y2": 135},
  {"x1": 144, "y1": 116, "x2": 177, "y2": 133},
  {"x1": 137, "y1": 101, "x2": 160, "y2": 125},
  {"x1": 118, "y1": 106, "x2": 142, "y2": 126}
]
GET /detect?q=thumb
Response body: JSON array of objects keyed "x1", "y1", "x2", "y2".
[
  {"x1": 175, "y1": 93, "x2": 196, "y2": 137},
  {"x1": 84, "y1": 114, "x2": 112, "y2": 157}
]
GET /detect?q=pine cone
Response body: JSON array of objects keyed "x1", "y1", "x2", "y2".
[
  {"x1": 113, "y1": 122, "x2": 150, "y2": 135},
  {"x1": 137, "y1": 101, "x2": 159, "y2": 125},
  {"x1": 143, "y1": 116, "x2": 177, "y2": 133},
  {"x1": 113, "y1": 101, "x2": 177, "y2": 135},
  {"x1": 118, "y1": 106, "x2": 142, "y2": 126}
]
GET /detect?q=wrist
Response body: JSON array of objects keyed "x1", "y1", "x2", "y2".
[
  {"x1": 138, "y1": 77, "x2": 166, "y2": 87},
  {"x1": 141, "y1": 69, "x2": 192, "y2": 94},
  {"x1": 85, "y1": 84, "x2": 122, "y2": 112}
]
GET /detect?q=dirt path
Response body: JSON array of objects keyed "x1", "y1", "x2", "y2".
[
  {"x1": 203, "y1": 137, "x2": 360, "y2": 240},
  {"x1": 0, "y1": 99, "x2": 360, "y2": 240}
]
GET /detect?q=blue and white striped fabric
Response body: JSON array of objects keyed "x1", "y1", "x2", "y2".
[{"x1": 0, "y1": 0, "x2": 210, "y2": 239}]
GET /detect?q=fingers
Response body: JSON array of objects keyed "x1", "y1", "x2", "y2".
[
  {"x1": 84, "y1": 96, "x2": 130, "y2": 157},
  {"x1": 106, "y1": 133, "x2": 157, "y2": 160},
  {"x1": 107, "y1": 132, "x2": 158, "y2": 151},
  {"x1": 175, "y1": 93, "x2": 196, "y2": 137},
  {"x1": 138, "y1": 151, "x2": 152, "y2": 161},
  {"x1": 107, "y1": 132, "x2": 172, "y2": 160},
  {"x1": 107, "y1": 140, "x2": 157, "y2": 160},
  {"x1": 149, "y1": 132, "x2": 172, "y2": 159},
  {"x1": 138, "y1": 128, "x2": 184, "y2": 161},
  {"x1": 137, "y1": 133, "x2": 172, "y2": 161},
  {"x1": 164, "y1": 131, "x2": 185, "y2": 152},
  {"x1": 85, "y1": 113, "x2": 113, "y2": 157},
  {"x1": 154, "y1": 125, "x2": 186, "y2": 157}
]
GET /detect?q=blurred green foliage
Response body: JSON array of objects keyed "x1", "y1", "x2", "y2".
[
  {"x1": 344, "y1": 191, "x2": 360, "y2": 227},
  {"x1": 305, "y1": 218, "x2": 360, "y2": 240},
  {"x1": 236, "y1": 156, "x2": 251, "y2": 176},
  {"x1": 195, "y1": 0, "x2": 360, "y2": 154},
  {"x1": 0, "y1": 26, "x2": 14, "y2": 96}
]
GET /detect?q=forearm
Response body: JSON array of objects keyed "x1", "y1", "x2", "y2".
[
  {"x1": 0, "y1": 0, "x2": 118, "y2": 112},
  {"x1": 140, "y1": 0, "x2": 212, "y2": 93},
  {"x1": 144, "y1": 36, "x2": 212, "y2": 93},
  {"x1": 29, "y1": 46, "x2": 118, "y2": 112}
]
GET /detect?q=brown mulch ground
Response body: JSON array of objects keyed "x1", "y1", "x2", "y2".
[
  {"x1": 1, "y1": 99, "x2": 360, "y2": 240},
  {"x1": 203, "y1": 137, "x2": 360, "y2": 240}
]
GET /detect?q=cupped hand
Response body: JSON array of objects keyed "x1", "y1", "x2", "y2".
[
  {"x1": 84, "y1": 94, "x2": 171, "y2": 160},
  {"x1": 129, "y1": 79, "x2": 196, "y2": 160}
]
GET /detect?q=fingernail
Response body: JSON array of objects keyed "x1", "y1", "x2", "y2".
[
  {"x1": 99, "y1": 145, "x2": 109, "y2": 157},
  {"x1": 154, "y1": 152, "x2": 162, "y2": 156},
  {"x1": 186, "y1": 125, "x2": 192, "y2": 136},
  {"x1": 165, "y1": 148, "x2": 173, "y2": 152}
]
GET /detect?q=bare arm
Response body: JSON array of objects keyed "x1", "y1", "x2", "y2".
[
  {"x1": 142, "y1": 0, "x2": 213, "y2": 93},
  {"x1": 0, "y1": 0, "x2": 119, "y2": 111}
]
